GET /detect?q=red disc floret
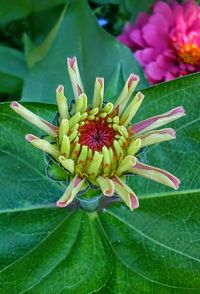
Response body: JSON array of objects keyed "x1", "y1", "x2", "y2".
[{"x1": 78, "y1": 119, "x2": 116, "y2": 151}]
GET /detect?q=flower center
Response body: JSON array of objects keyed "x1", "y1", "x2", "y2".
[
  {"x1": 177, "y1": 42, "x2": 200, "y2": 65},
  {"x1": 78, "y1": 118, "x2": 116, "y2": 151}
]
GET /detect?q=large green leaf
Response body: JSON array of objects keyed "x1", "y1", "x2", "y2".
[
  {"x1": 0, "y1": 73, "x2": 199, "y2": 292},
  {"x1": 0, "y1": 0, "x2": 66, "y2": 24},
  {"x1": 21, "y1": 0, "x2": 147, "y2": 104},
  {"x1": 0, "y1": 46, "x2": 27, "y2": 94},
  {"x1": 98, "y1": 192, "x2": 200, "y2": 293}
]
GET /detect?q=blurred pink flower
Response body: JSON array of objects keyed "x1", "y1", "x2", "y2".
[{"x1": 118, "y1": 0, "x2": 200, "y2": 84}]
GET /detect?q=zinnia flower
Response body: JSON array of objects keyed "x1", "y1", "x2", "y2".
[
  {"x1": 10, "y1": 57, "x2": 185, "y2": 210},
  {"x1": 118, "y1": 0, "x2": 200, "y2": 84}
]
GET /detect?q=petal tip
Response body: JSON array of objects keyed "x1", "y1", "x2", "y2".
[
  {"x1": 67, "y1": 56, "x2": 76, "y2": 68},
  {"x1": 10, "y1": 101, "x2": 19, "y2": 108},
  {"x1": 56, "y1": 201, "x2": 67, "y2": 208},
  {"x1": 130, "y1": 193, "x2": 139, "y2": 210},
  {"x1": 128, "y1": 74, "x2": 140, "y2": 88},
  {"x1": 176, "y1": 106, "x2": 186, "y2": 116},
  {"x1": 56, "y1": 84, "x2": 64, "y2": 93},
  {"x1": 96, "y1": 77, "x2": 104, "y2": 84},
  {"x1": 174, "y1": 178, "x2": 181, "y2": 190},
  {"x1": 25, "y1": 134, "x2": 36, "y2": 142},
  {"x1": 104, "y1": 189, "x2": 114, "y2": 197},
  {"x1": 137, "y1": 92, "x2": 144, "y2": 100}
]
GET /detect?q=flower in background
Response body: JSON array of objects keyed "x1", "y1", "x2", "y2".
[
  {"x1": 10, "y1": 57, "x2": 185, "y2": 210},
  {"x1": 118, "y1": 0, "x2": 200, "y2": 84}
]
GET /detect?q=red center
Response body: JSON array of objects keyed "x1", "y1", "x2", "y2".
[{"x1": 78, "y1": 119, "x2": 115, "y2": 151}]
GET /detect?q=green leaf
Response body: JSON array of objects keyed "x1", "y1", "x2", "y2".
[
  {"x1": 0, "y1": 0, "x2": 67, "y2": 24},
  {"x1": 121, "y1": 0, "x2": 155, "y2": 21},
  {"x1": 0, "y1": 73, "x2": 199, "y2": 292},
  {"x1": 104, "y1": 62, "x2": 124, "y2": 100},
  {"x1": 0, "y1": 46, "x2": 27, "y2": 94},
  {"x1": 90, "y1": 0, "x2": 119, "y2": 4},
  {"x1": 23, "y1": 6, "x2": 67, "y2": 69},
  {"x1": 98, "y1": 191, "x2": 200, "y2": 292},
  {"x1": 0, "y1": 210, "x2": 112, "y2": 293},
  {"x1": 21, "y1": 0, "x2": 147, "y2": 103}
]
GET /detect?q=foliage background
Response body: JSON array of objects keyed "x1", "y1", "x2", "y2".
[{"x1": 0, "y1": 0, "x2": 200, "y2": 293}]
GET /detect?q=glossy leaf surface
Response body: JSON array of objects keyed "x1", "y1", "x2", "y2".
[
  {"x1": 21, "y1": 0, "x2": 147, "y2": 103},
  {"x1": 0, "y1": 72, "x2": 199, "y2": 292}
]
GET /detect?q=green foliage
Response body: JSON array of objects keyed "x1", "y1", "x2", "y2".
[
  {"x1": 0, "y1": 0, "x2": 66, "y2": 24},
  {"x1": 91, "y1": 0, "x2": 119, "y2": 3},
  {"x1": 0, "y1": 72, "x2": 199, "y2": 292},
  {"x1": 0, "y1": 0, "x2": 200, "y2": 292},
  {"x1": 121, "y1": 0, "x2": 155, "y2": 21},
  {"x1": 0, "y1": 46, "x2": 27, "y2": 94},
  {"x1": 21, "y1": 0, "x2": 147, "y2": 103}
]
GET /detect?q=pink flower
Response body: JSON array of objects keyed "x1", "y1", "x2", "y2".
[{"x1": 118, "y1": 0, "x2": 200, "y2": 84}]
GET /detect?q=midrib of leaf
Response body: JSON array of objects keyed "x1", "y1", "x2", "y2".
[
  {"x1": 0, "y1": 204, "x2": 56, "y2": 215},
  {"x1": 176, "y1": 117, "x2": 200, "y2": 131},
  {"x1": 138, "y1": 189, "x2": 200, "y2": 200},
  {"x1": 53, "y1": 213, "x2": 99, "y2": 294},
  {"x1": 0, "y1": 189, "x2": 196, "y2": 214}
]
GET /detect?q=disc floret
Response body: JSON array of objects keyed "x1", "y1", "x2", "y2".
[{"x1": 10, "y1": 57, "x2": 185, "y2": 211}]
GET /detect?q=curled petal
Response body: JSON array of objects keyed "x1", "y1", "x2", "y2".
[
  {"x1": 77, "y1": 145, "x2": 88, "y2": 173},
  {"x1": 112, "y1": 176, "x2": 139, "y2": 210},
  {"x1": 69, "y1": 112, "x2": 82, "y2": 128},
  {"x1": 61, "y1": 135, "x2": 70, "y2": 157},
  {"x1": 87, "y1": 151, "x2": 103, "y2": 178},
  {"x1": 56, "y1": 85, "x2": 69, "y2": 120},
  {"x1": 10, "y1": 102, "x2": 58, "y2": 137},
  {"x1": 59, "y1": 156, "x2": 74, "y2": 174},
  {"x1": 115, "y1": 73, "x2": 140, "y2": 115},
  {"x1": 138, "y1": 128, "x2": 176, "y2": 147},
  {"x1": 127, "y1": 138, "x2": 141, "y2": 155},
  {"x1": 25, "y1": 134, "x2": 59, "y2": 159},
  {"x1": 67, "y1": 57, "x2": 84, "y2": 99},
  {"x1": 102, "y1": 102, "x2": 114, "y2": 114},
  {"x1": 93, "y1": 77, "x2": 104, "y2": 109},
  {"x1": 76, "y1": 93, "x2": 88, "y2": 113},
  {"x1": 59, "y1": 119, "x2": 69, "y2": 145},
  {"x1": 57, "y1": 176, "x2": 85, "y2": 207},
  {"x1": 120, "y1": 91, "x2": 144, "y2": 126},
  {"x1": 96, "y1": 176, "x2": 114, "y2": 197},
  {"x1": 116, "y1": 155, "x2": 137, "y2": 176},
  {"x1": 113, "y1": 140, "x2": 123, "y2": 159},
  {"x1": 130, "y1": 162, "x2": 180, "y2": 190},
  {"x1": 102, "y1": 146, "x2": 111, "y2": 175},
  {"x1": 129, "y1": 106, "x2": 185, "y2": 135}
]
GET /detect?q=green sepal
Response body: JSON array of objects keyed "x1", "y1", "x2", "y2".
[
  {"x1": 45, "y1": 160, "x2": 69, "y2": 182},
  {"x1": 76, "y1": 189, "x2": 102, "y2": 212}
]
